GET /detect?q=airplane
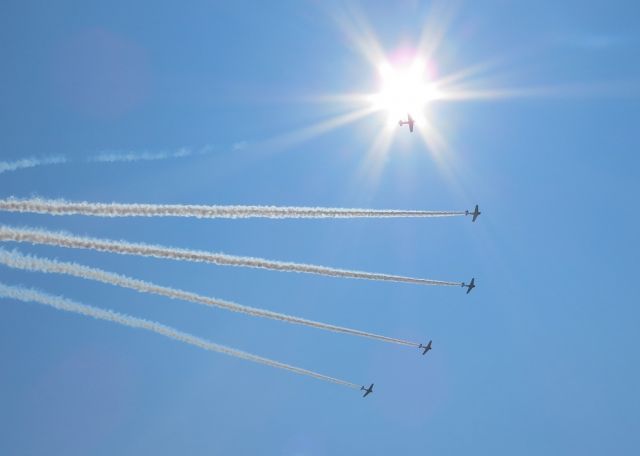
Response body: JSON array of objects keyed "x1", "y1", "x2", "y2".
[
  {"x1": 398, "y1": 113, "x2": 415, "y2": 132},
  {"x1": 465, "y1": 204, "x2": 481, "y2": 222},
  {"x1": 361, "y1": 383, "x2": 374, "y2": 398},
  {"x1": 461, "y1": 277, "x2": 476, "y2": 294},
  {"x1": 419, "y1": 340, "x2": 432, "y2": 355}
]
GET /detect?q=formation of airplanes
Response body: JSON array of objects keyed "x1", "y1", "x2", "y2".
[
  {"x1": 362, "y1": 119, "x2": 481, "y2": 397},
  {"x1": 360, "y1": 340, "x2": 435, "y2": 397}
]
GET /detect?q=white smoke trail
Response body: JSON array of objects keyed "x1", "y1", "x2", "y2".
[
  {"x1": 0, "y1": 197, "x2": 466, "y2": 219},
  {"x1": 0, "y1": 282, "x2": 360, "y2": 389},
  {"x1": 0, "y1": 225, "x2": 460, "y2": 287},
  {"x1": 0, "y1": 157, "x2": 67, "y2": 175},
  {"x1": 88, "y1": 148, "x2": 192, "y2": 163},
  {"x1": 0, "y1": 147, "x2": 209, "y2": 175},
  {"x1": 0, "y1": 248, "x2": 419, "y2": 347}
]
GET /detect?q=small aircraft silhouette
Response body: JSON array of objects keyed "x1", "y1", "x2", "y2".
[
  {"x1": 466, "y1": 204, "x2": 481, "y2": 222},
  {"x1": 419, "y1": 340, "x2": 432, "y2": 355},
  {"x1": 361, "y1": 383, "x2": 374, "y2": 398},
  {"x1": 398, "y1": 113, "x2": 415, "y2": 132},
  {"x1": 462, "y1": 278, "x2": 476, "y2": 294}
]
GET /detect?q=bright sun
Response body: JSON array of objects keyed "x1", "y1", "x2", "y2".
[{"x1": 370, "y1": 59, "x2": 439, "y2": 128}]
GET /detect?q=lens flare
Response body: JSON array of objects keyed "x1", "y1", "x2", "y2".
[{"x1": 370, "y1": 58, "x2": 440, "y2": 127}]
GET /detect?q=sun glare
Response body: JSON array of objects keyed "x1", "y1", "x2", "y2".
[
  {"x1": 370, "y1": 59, "x2": 439, "y2": 127},
  {"x1": 324, "y1": 6, "x2": 544, "y2": 196}
]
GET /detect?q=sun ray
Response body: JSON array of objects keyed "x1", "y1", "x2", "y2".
[
  {"x1": 432, "y1": 58, "x2": 505, "y2": 90},
  {"x1": 416, "y1": 0, "x2": 461, "y2": 62},
  {"x1": 415, "y1": 115, "x2": 473, "y2": 203},
  {"x1": 352, "y1": 122, "x2": 395, "y2": 196},
  {"x1": 330, "y1": 3, "x2": 387, "y2": 67},
  {"x1": 319, "y1": 2, "x2": 616, "y2": 190},
  {"x1": 253, "y1": 105, "x2": 376, "y2": 154}
]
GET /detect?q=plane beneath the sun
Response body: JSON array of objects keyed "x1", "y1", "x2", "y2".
[{"x1": 398, "y1": 113, "x2": 415, "y2": 132}]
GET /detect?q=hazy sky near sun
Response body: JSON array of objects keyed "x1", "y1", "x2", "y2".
[{"x1": 1, "y1": 1, "x2": 639, "y2": 455}]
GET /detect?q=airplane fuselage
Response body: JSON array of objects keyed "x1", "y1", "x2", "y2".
[
  {"x1": 398, "y1": 114, "x2": 415, "y2": 132},
  {"x1": 361, "y1": 383, "x2": 374, "y2": 397},
  {"x1": 462, "y1": 278, "x2": 476, "y2": 294},
  {"x1": 419, "y1": 341, "x2": 432, "y2": 355},
  {"x1": 466, "y1": 205, "x2": 481, "y2": 222}
]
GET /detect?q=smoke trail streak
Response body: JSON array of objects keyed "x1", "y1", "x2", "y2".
[
  {"x1": 88, "y1": 148, "x2": 193, "y2": 163},
  {"x1": 0, "y1": 282, "x2": 359, "y2": 389},
  {"x1": 0, "y1": 157, "x2": 67, "y2": 175},
  {"x1": 0, "y1": 197, "x2": 466, "y2": 219},
  {"x1": 0, "y1": 225, "x2": 460, "y2": 287},
  {"x1": 0, "y1": 147, "x2": 209, "y2": 175},
  {"x1": 0, "y1": 248, "x2": 419, "y2": 347}
]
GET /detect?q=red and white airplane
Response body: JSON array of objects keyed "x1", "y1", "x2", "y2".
[{"x1": 398, "y1": 113, "x2": 415, "y2": 132}]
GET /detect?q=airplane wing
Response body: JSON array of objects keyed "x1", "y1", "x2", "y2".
[
  {"x1": 466, "y1": 287, "x2": 472, "y2": 294},
  {"x1": 362, "y1": 383, "x2": 374, "y2": 397},
  {"x1": 409, "y1": 123, "x2": 414, "y2": 132}
]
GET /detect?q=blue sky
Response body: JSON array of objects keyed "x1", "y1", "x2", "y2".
[{"x1": 1, "y1": 1, "x2": 639, "y2": 454}]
